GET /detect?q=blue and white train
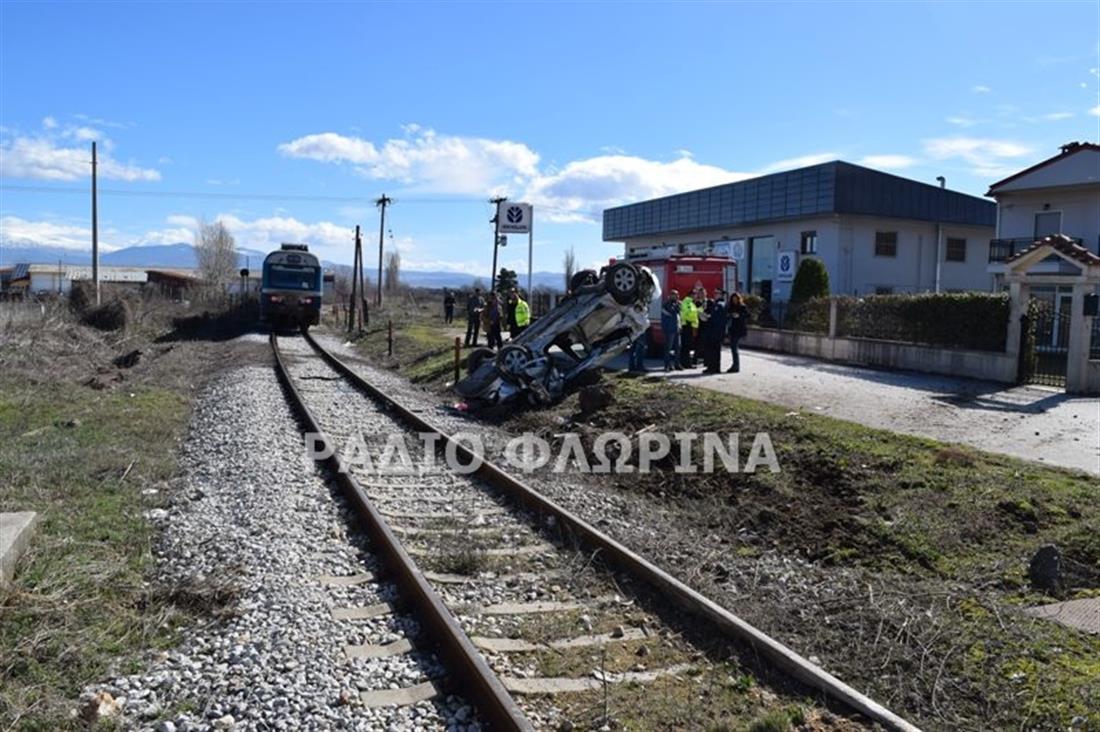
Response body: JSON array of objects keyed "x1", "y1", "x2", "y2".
[{"x1": 260, "y1": 243, "x2": 322, "y2": 329}]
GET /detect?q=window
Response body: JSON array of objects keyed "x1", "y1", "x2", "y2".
[
  {"x1": 1034, "y1": 211, "x2": 1062, "y2": 237},
  {"x1": 265, "y1": 264, "x2": 320, "y2": 291},
  {"x1": 946, "y1": 237, "x2": 967, "y2": 262},
  {"x1": 874, "y1": 286, "x2": 894, "y2": 295},
  {"x1": 874, "y1": 231, "x2": 898, "y2": 257},
  {"x1": 800, "y1": 231, "x2": 818, "y2": 255}
]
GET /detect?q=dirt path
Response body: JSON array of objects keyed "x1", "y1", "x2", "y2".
[{"x1": 627, "y1": 347, "x2": 1100, "y2": 475}]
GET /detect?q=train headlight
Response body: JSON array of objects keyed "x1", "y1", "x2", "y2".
[
  {"x1": 302, "y1": 297, "x2": 312, "y2": 304},
  {"x1": 268, "y1": 294, "x2": 283, "y2": 303}
]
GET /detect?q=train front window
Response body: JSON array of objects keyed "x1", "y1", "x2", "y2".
[{"x1": 266, "y1": 265, "x2": 320, "y2": 290}]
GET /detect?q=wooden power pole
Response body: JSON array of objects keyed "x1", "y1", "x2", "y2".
[
  {"x1": 91, "y1": 141, "x2": 100, "y2": 305},
  {"x1": 348, "y1": 225, "x2": 360, "y2": 332},
  {"x1": 489, "y1": 195, "x2": 506, "y2": 293},
  {"x1": 375, "y1": 194, "x2": 392, "y2": 307}
]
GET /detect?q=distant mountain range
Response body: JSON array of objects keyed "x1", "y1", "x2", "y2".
[
  {"x1": 0, "y1": 242, "x2": 268, "y2": 269},
  {"x1": 1, "y1": 242, "x2": 565, "y2": 291}
]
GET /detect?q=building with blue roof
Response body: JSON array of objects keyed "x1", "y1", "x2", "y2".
[{"x1": 602, "y1": 160, "x2": 996, "y2": 301}]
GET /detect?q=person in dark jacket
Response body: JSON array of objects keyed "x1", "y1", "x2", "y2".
[
  {"x1": 700, "y1": 288, "x2": 727, "y2": 374},
  {"x1": 660, "y1": 290, "x2": 682, "y2": 372},
  {"x1": 443, "y1": 289, "x2": 456, "y2": 324},
  {"x1": 464, "y1": 288, "x2": 484, "y2": 347},
  {"x1": 726, "y1": 292, "x2": 749, "y2": 373},
  {"x1": 486, "y1": 292, "x2": 504, "y2": 349}
]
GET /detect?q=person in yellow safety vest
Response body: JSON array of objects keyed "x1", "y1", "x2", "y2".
[
  {"x1": 679, "y1": 290, "x2": 699, "y2": 368},
  {"x1": 511, "y1": 291, "x2": 531, "y2": 337}
]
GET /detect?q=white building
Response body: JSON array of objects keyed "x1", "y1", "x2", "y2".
[
  {"x1": 987, "y1": 141, "x2": 1100, "y2": 289},
  {"x1": 10, "y1": 264, "x2": 150, "y2": 295},
  {"x1": 603, "y1": 161, "x2": 996, "y2": 301}
]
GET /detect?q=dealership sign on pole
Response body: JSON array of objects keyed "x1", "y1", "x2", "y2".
[
  {"x1": 776, "y1": 251, "x2": 798, "y2": 282},
  {"x1": 495, "y1": 202, "x2": 535, "y2": 295},
  {"x1": 497, "y1": 202, "x2": 532, "y2": 234}
]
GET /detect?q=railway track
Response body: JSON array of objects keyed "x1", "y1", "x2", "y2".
[{"x1": 271, "y1": 331, "x2": 921, "y2": 731}]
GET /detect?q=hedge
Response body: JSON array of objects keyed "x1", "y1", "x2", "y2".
[
  {"x1": 836, "y1": 292, "x2": 1010, "y2": 352},
  {"x1": 741, "y1": 292, "x2": 1011, "y2": 351}
]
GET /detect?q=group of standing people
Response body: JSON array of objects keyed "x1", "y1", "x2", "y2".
[
  {"x1": 641, "y1": 286, "x2": 748, "y2": 375},
  {"x1": 452, "y1": 287, "x2": 530, "y2": 349}
]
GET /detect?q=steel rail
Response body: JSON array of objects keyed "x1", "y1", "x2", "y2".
[
  {"x1": 301, "y1": 330, "x2": 923, "y2": 732},
  {"x1": 270, "y1": 333, "x2": 532, "y2": 732}
]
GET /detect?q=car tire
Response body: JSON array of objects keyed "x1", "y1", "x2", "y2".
[
  {"x1": 466, "y1": 347, "x2": 495, "y2": 375},
  {"x1": 570, "y1": 269, "x2": 599, "y2": 292},
  {"x1": 606, "y1": 262, "x2": 640, "y2": 304},
  {"x1": 496, "y1": 344, "x2": 532, "y2": 381}
]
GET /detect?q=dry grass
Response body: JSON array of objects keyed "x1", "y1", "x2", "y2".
[{"x1": 0, "y1": 296, "x2": 253, "y2": 730}]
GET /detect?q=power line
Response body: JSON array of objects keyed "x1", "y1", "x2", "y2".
[{"x1": 0, "y1": 182, "x2": 605, "y2": 219}]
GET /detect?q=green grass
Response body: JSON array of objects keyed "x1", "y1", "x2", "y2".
[
  {"x1": 334, "y1": 318, "x2": 1100, "y2": 729},
  {"x1": 578, "y1": 375, "x2": 1100, "y2": 730},
  {"x1": 0, "y1": 376, "x2": 192, "y2": 730}
]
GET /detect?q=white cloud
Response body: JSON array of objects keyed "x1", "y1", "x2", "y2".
[
  {"x1": 73, "y1": 113, "x2": 132, "y2": 130},
  {"x1": 0, "y1": 118, "x2": 160, "y2": 182},
  {"x1": 0, "y1": 215, "x2": 119, "y2": 251},
  {"x1": 278, "y1": 127, "x2": 540, "y2": 194},
  {"x1": 922, "y1": 136, "x2": 1034, "y2": 177},
  {"x1": 165, "y1": 214, "x2": 199, "y2": 228},
  {"x1": 972, "y1": 85, "x2": 992, "y2": 93},
  {"x1": 857, "y1": 154, "x2": 917, "y2": 170},
  {"x1": 946, "y1": 115, "x2": 981, "y2": 128},
  {"x1": 1089, "y1": 105, "x2": 1100, "y2": 117},
  {"x1": 1040, "y1": 112, "x2": 1074, "y2": 121},
  {"x1": 213, "y1": 214, "x2": 355, "y2": 260},
  {"x1": 759, "y1": 152, "x2": 838, "y2": 174},
  {"x1": 523, "y1": 153, "x2": 751, "y2": 223}
]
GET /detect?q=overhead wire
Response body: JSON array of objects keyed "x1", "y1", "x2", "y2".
[{"x1": 0, "y1": 182, "x2": 604, "y2": 219}]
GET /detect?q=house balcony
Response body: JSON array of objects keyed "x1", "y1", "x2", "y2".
[{"x1": 988, "y1": 237, "x2": 1084, "y2": 262}]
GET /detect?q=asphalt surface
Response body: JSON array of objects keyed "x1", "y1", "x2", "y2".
[{"x1": 629, "y1": 347, "x2": 1100, "y2": 476}]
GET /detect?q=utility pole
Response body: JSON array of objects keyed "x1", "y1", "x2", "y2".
[
  {"x1": 348, "y1": 225, "x2": 361, "y2": 332},
  {"x1": 91, "y1": 141, "x2": 100, "y2": 305},
  {"x1": 489, "y1": 195, "x2": 507, "y2": 293},
  {"x1": 375, "y1": 194, "x2": 392, "y2": 307}
]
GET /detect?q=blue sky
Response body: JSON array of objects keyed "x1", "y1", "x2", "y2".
[{"x1": 2, "y1": 1, "x2": 1098, "y2": 275}]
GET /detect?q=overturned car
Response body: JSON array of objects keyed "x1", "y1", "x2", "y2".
[{"x1": 455, "y1": 261, "x2": 660, "y2": 408}]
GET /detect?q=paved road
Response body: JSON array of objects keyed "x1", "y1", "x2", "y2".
[{"x1": 626, "y1": 347, "x2": 1099, "y2": 476}]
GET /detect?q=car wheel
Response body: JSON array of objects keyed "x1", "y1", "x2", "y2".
[
  {"x1": 466, "y1": 347, "x2": 495, "y2": 375},
  {"x1": 496, "y1": 344, "x2": 531, "y2": 381},
  {"x1": 570, "y1": 269, "x2": 599, "y2": 292},
  {"x1": 606, "y1": 262, "x2": 640, "y2": 304}
]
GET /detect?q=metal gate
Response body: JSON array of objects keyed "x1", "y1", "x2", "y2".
[{"x1": 1019, "y1": 298, "x2": 1072, "y2": 387}]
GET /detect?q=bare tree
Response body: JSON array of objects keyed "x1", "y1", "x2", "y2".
[
  {"x1": 384, "y1": 250, "x2": 401, "y2": 293},
  {"x1": 195, "y1": 220, "x2": 238, "y2": 289},
  {"x1": 563, "y1": 246, "x2": 577, "y2": 291}
]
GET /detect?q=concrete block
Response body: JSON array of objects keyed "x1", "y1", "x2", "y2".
[{"x1": 1, "y1": 512, "x2": 40, "y2": 587}]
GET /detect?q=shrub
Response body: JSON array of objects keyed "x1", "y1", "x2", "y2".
[
  {"x1": 81, "y1": 299, "x2": 130, "y2": 331},
  {"x1": 789, "y1": 258, "x2": 830, "y2": 304},
  {"x1": 742, "y1": 294, "x2": 766, "y2": 323},
  {"x1": 785, "y1": 298, "x2": 831, "y2": 333},
  {"x1": 836, "y1": 292, "x2": 1010, "y2": 351}
]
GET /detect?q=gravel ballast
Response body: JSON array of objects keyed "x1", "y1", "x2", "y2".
[{"x1": 83, "y1": 362, "x2": 478, "y2": 731}]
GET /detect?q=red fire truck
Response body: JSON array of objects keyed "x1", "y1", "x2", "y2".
[{"x1": 630, "y1": 254, "x2": 739, "y2": 351}]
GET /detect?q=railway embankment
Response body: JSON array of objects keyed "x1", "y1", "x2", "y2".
[{"x1": 327, "y1": 320, "x2": 1100, "y2": 732}]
